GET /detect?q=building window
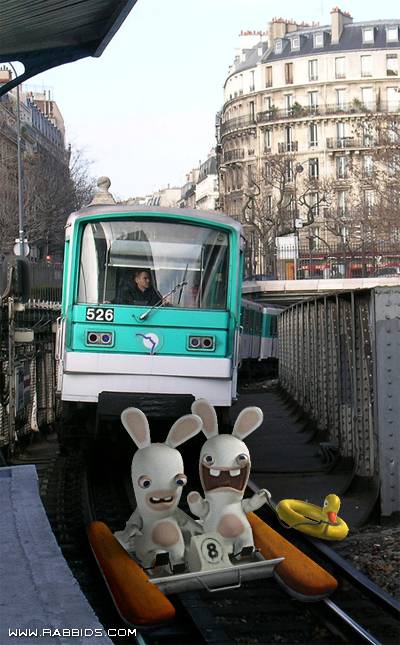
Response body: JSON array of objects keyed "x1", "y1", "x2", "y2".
[
  {"x1": 249, "y1": 101, "x2": 255, "y2": 120},
  {"x1": 335, "y1": 57, "x2": 346, "y2": 79},
  {"x1": 264, "y1": 128, "x2": 272, "y2": 152},
  {"x1": 309, "y1": 123, "x2": 318, "y2": 147},
  {"x1": 285, "y1": 126, "x2": 293, "y2": 147},
  {"x1": 388, "y1": 154, "x2": 400, "y2": 177},
  {"x1": 291, "y1": 36, "x2": 300, "y2": 50},
  {"x1": 336, "y1": 89, "x2": 346, "y2": 109},
  {"x1": 313, "y1": 33, "x2": 324, "y2": 48},
  {"x1": 337, "y1": 122, "x2": 346, "y2": 144},
  {"x1": 364, "y1": 189, "x2": 375, "y2": 212},
  {"x1": 250, "y1": 70, "x2": 255, "y2": 91},
  {"x1": 285, "y1": 62, "x2": 293, "y2": 84},
  {"x1": 309, "y1": 192, "x2": 319, "y2": 217},
  {"x1": 247, "y1": 164, "x2": 254, "y2": 183},
  {"x1": 309, "y1": 158, "x2": 319, "y2": 179},
  {"x1": 337, "y1": 190, "x2": 348, "y2": 216},
  {"x1": 285, "y1": 94, "x2": 293, "y2": 115},
  {"x1": 275, "y1": 39, "x2": 283, "y2": 54},
  {"x1": 266, "y1": 195, "x2": 272, "y2": 214},
  {"x1": 362, "y1": 154, "x2": 373, "y2": 177},
  {"x1": 362, "y1": 123, "x2": 373, "y2": 146},
  {"x1": 285, "y1": 159, "x2": 294, "y2": 182},
  {"x1": 311, "y1": 226, "x2": 321, "y2": 249},
  {"x1": 308, "y1": 59, "x2": 318, "y2": 81},
  {"x1": 264, "y1": 162, "x2": 272, "y2": 179},
  {"x1": 362, "y1": 28, "x2": 374, "y2": 44},
  {"x1": 386, "y1": 26, "x2": 399, "y2": 42},
  {"x1": 387, "y1": 54, "x2": 398, "y2": 76},
  {"x1": 387, "y1": 87, "x2": 400, "y2": 111},
  {"x1": 361, "y1": 55, "x2": 372, "y2": 77},
  {"x1": 265, "y1": 66, "x2": 272, "y2": 87},
  {"x1": 361, "y1": 87, "x2": 374, "y2": 110},
  {"x1": 308, "y1": 91, "x2": 319, "y2": 112},
  {"x1": 264, "y1": 95, "x2": 272, "y2": 110},
  {"x1": 336, "y1": 156, "x2": 348, "y2": 179}
]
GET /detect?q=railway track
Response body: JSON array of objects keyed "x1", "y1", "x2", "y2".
[
  {"x1": 249, "y1": 482, "x2": 400, "y2": 645},
  {"x1": 19, "y1": 429, "x2": 396, "y2": 645}
]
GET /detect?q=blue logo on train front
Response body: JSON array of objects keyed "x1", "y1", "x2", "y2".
[{"x1": 136, "y1": 333, "x2": 161, "y2": 355}]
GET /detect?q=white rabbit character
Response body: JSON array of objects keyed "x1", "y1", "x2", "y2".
[
  {"x1": 114, "y1": 407, "x2": 202, "y2": 570},
  {"x1": 187, "y1": 399, "x2": 269, "y2": 556}
]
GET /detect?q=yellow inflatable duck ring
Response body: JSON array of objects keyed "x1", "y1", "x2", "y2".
[{"x1": 275, "y1": 494, "x2": 349, "y2": 541}]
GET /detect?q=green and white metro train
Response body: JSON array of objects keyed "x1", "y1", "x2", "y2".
[{"x1": 55, "y1": 206, "x2": 280, "y2": 432}]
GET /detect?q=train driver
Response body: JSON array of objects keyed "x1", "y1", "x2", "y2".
[{"x1": 117, "y1": 269, "x2": 162, "y2": 306}]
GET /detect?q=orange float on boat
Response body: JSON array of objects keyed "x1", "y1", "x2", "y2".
[
  {"x1": 248, "y1": 512, "x2": 338, "y2": 600},
  {"x1": 87, "y1": 521, "x2": 175, "y2": 626}
]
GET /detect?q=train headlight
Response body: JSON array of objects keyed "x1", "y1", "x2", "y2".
[
  {"x1": 188, "y1": 335, "x2": 215, "y2": 351},
  {"x1": 86, "y1": 331, "x2": 114, "y2": 346}
]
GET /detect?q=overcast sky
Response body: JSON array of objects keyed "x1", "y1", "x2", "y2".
[{"x1": 28, "y1": 0, "x2": 399, "y2": 199}]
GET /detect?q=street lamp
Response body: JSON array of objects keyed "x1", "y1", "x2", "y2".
[
  {"x1": 8, "y1": 63, "x2": 27, "y2": 258},
  {"x1": 292, "y1": 163, "x2": 304, "y2": 279}
]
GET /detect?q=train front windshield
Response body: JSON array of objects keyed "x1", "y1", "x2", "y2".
[{"x1": 77, "y1": 220, "x2": 229, "y2": 309}]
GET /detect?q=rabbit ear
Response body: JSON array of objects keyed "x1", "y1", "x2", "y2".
[
  {"x1": 121, "y1": 407, "x2": 151, "y2": 449},
  {"x1": 191, "y1": 399, "x2": 219, "y2": 438},
  {"x1": 165, "y1": 414, "x2": 202, "y2": 448},
  {"x1": 232, "y1": 407, "x2": 263, "y2": 440}
]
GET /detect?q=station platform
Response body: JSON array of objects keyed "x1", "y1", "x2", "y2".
[
  {"x1": 0, "y1": 465, "x2": 112, "y2": 645},
  {"x1": 231, "y1": 388, "x2": 379, "y2": 527}
]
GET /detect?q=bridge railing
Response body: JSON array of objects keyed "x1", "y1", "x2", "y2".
[{"x1": 278, "y1": 287, "x2": 400, "y2": 517}]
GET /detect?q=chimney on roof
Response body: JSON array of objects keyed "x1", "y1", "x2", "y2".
[
  {"x1": 331, "y1": 7, "x2": 353, "y2": 44},
  {"x1": 267, "y1": 18, "x2": 299, "y2": 46}
]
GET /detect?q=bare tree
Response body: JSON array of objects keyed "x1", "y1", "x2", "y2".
[
  {"x1": 241, "y1": 153, "x2": 329, "y2": 275},
  {"x1": 0, "y1": 141, "x2": 95, "y2": 256}
]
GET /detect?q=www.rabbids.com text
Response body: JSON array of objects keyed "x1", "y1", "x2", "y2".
[{"x1": 8, "y1": 627, "x2": 137, "y2": 639}]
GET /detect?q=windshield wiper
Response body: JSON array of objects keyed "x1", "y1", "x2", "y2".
[{"x1": 139, "y1": 281, "x2": 187, "y2": 321}]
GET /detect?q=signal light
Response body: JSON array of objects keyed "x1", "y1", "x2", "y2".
[
  {"x1": 86, "y1": 331, "x2": 114, "y2": 346},
  {"x1": 188, "y1": 336, "x2": 215, "y2": 351}
]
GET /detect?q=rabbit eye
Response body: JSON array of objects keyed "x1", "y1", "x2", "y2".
[
  {"x1": 138, "y1": 475, "x2": 152, "y2": 489},
  {"x1": 236, "y1": 453, "x2": 249, "y2": 465},
  {"x1": 175, "y1": 474, "x2": 187, "y2": 487},
  {"x1": 202, "y1": 454, "x2": 214, "y2": 466}
]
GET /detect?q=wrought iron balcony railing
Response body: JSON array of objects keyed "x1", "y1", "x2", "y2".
[
  {"x1": 257, "y1": 101, "x2": 398, "y2": 125},
  {"x1": 223, "y1": 148, "x2": 245, "y2": 162},
  {"x1": 278, "y1": 141, "x2": 298, "y2": 153},
  {"x1": 220, "y1": 115, "x2": 256, "y2": 137},
  {"x1": 326, "y1": 137, "x2": 378, "y2": 150}
]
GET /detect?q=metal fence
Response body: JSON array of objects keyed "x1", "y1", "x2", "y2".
[
  {"x1": 278, "y1": 287, "x2": 400, "y2": 516},
  {"x1": 245, "y1": 241, "x2": 400, "y2": 281},
  {"x1": 0, "y1": 259, "x2": 62, "y2": 451}
]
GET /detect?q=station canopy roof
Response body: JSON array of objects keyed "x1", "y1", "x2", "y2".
[{"x1": 0, "y1": 0, "x2": 137, "y2": 96}]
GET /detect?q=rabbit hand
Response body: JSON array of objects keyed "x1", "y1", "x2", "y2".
[
  {"x1": 242, "y1": 489, "x2": 271, "y2": 513},
  {"x1": 187, "y1": 491, "x2": 209, "y2": 519}
]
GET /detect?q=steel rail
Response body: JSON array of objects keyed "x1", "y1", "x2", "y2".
[
  {"x1": 248, "y1": 479, "x2": 400, "y2": 619},
  {"x1": 248, "y1": 480, "x2": 399, "y2": 643},
  {"x1": 323, "y1": 598, "x2": 382, "y2": 645}
]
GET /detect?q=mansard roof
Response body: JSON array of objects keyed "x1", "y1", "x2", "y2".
[{"x1": 226, "y1": 19, "x2": 400, "y2": 83}]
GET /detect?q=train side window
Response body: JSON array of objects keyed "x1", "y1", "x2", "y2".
[{"x1": 270, "y1": 315, "x2": 278, "y2": 337}]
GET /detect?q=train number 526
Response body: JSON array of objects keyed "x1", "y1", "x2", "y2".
[{"x1": 86, "y1": 307, "x2": 114, "y2": 322}]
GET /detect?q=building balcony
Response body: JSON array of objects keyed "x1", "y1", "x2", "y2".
[
  {"x1": 256, "y1": 101, "x2": 396, "y2": 125},
  {"x1": 223, "y1": 148, "x2": 245, "y2": 162},
  {"x1": 220, "y1": 115, "x2": 256, "y2": 137},
  {"x1": 326, "y1": 137, "x2": 377, "y2": 151},
  {"x1": 278, "y1": 141, "x2": 298, "y2": 153}
]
